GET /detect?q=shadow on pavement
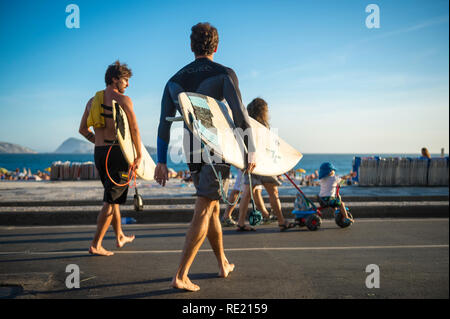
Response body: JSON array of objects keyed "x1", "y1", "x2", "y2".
[
  {"x1": 0, "y1": 231, "x2": 93, "y2": 238},
  {"x1": 0, "y1": 253, "x2": 92, "y2": 264},
  {"x1": 0, "y1": 232, "x2": 187, "y2": 245},
  {"x1": 18, "y1": 273, "x2": 217, "y2": 299}
]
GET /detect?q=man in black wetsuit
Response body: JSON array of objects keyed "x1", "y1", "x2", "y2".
[{"x1": 154, "y1": 22, "x2": 256, "y2": 291}]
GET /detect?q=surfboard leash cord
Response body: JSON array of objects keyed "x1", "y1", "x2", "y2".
[
  {"x1": 191, "y1": 118, "x2": 245, "y2": 206},
  {"x1": 105, "y1": 144, "x2": 137, "y2": 188},
  {"x1": 284, "y1": 173, "x2": 317, "y2": 210}
]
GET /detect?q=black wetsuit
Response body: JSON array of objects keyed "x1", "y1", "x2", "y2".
[{"x1": 157, "y1": 58, "x2": 255, "y2": 166}]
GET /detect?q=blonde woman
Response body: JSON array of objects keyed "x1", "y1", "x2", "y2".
[
  {"x1": 236, "y1": 98, "x2": 296, "y2": 232},
  {"x1": 421, "y1": 147, "x2": 431, "y2": 159}
]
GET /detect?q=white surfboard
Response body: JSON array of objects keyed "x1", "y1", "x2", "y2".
[
  {"x1": 177, "y1": 92, "x2": 302, "y2": 176},
  {"x1": 112, "y1": 100, "x2": 156, "y2": 181}
]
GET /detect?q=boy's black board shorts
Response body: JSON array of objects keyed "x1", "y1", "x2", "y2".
[{"x1": 94, "y1": 145, "x2": 129, "y2": 204}]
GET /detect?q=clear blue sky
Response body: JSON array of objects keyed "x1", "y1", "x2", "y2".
[{"x1": 0, "y1": 0, "x2": 448, "y2": 154}]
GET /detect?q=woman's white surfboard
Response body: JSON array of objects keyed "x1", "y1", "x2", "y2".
[
  {"x1": 112, "y1": 99, "x2": 156, "y2": 181},
  {"x1": 177, "y1": 92, "x2": 302, "y2": 176}
]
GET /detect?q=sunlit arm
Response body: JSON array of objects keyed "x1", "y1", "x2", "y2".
[{"x1": 79, "y1": 98, "x2": 96, "y2": 144}]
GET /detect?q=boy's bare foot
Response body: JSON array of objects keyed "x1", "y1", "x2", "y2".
[
  {"x1": 171, "y1": 276, "x2": 200, "y2": 292},
  {"x1": 89, "y1": 246, "x2": 114, "y2": 256},
  {"x1": 117, "y1": 234, "x2": 135, "y2": 248},
  {"x1": 219, "y1": 261, "x2": 235, "y2": 278}
]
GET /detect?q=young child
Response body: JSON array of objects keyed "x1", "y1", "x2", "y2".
[{"x1": 318, "y1": 162, "x2": 354, "y2": 225}]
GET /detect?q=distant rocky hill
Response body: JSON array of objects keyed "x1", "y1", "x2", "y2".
[
  {"x1": 0, "y1": 142, "x2": 37, "y2": 154},
  {"x1": 54, "y1": 138, "x2": 94, "y2": 153},
  {"x1": 54, "y1": 137, "x2": 157, "y2": 154}
]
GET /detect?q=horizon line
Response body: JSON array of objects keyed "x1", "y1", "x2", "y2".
[{"x1": 2, "y1": 152, "x2": 448, "y2": 156}]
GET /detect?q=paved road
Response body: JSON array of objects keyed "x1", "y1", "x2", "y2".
[{"x1": 0, "y1": 218, "x2": 448, "y2": 299}]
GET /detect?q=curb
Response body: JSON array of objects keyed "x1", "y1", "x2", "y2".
[
  {"x1": 0, "y1": 195, "x2": 448, "y2": 207},
  {"x1": 0, "y1": 202, "x2": 448, "y2": 226}
]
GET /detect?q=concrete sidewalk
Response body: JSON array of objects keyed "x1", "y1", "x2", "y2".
[
  {"x1": 0, "y1": 199, "x2": 447, "y2": 226},
  {"x1": 0, "y1": 182, "x2": 448, "y2": 226},
  {"x1": 1, "y1": 180, "x2": 448, "y2": 201}
]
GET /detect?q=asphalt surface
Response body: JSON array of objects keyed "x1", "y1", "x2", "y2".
[
  {"x1": 0, "y1": 198, "x2": 448, "y2": 226},
  {"x1": 0, "y1": 218, "x2": 448, "y2": 299}
]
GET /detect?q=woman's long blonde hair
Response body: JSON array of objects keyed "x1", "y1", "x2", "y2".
[
  {"x1": 421, "y1": 147, "x2": 431, "y2": 159},
  {"x1": 247, "y1": 98, "x2": 269, "y2": 128}
]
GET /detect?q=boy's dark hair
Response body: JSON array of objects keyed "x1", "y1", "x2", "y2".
[
  {"x1": 190, "y1": 22, "x2": 219, "y2": 56},
  {"x1": 105, "y1": 60, "x2": 132, "y2": 86}
]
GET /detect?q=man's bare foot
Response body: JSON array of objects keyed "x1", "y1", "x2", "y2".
[
  {"x1": 219, "y1": 261, "x2": 235, "y2": 278},
  {"x1": 89, "y1": 246, "x2": 114, "y2": 256},
  {"x1": 117, "y1": 234, "x2": 135, "y2": 248},
  {"x1": 171, "y1": 276, "x2": 200, "y2": 292}
]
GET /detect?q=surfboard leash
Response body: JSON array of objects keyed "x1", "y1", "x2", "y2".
[
  {"x1": 168, "y1": 113, "x2": 246, "y2": 206},
  {"x1": 105, "y1": 144, "x2": 138, "y2": 188},
  {"x1": 190, "y1": 118, "x2": 245, "y2": 206},
  {"x1": 247, "y1": 170, "x2": 263, "y2": 226},
  {"x1": 284, "y1": 173, "x2": 317, "y2": 210}
]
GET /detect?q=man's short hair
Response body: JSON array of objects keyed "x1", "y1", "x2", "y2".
[
  {"x1": 105, "y1": 60, "x2": 132, "y2": 86},
  {"x1": 190, "y1": 22, "x2": 219, "y2": 56}
]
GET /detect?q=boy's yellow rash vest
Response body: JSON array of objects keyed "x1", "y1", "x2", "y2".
[{"x1": 87, "y1": 90, "x2": 106, "y2": 128}]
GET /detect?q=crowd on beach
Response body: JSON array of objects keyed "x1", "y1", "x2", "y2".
[
  {"x1": 170, "y1": 167, "x2": 355, "y2": 187},
  {"x1": 1, "y1": 148, "x2": 433, "y2": 184},
  {"x1": 0, "y1": 165, "x2": 356, "y2": 185},
  {"x1": 284, "y1": 168, "x2": 354, "y2": 187},
  {"x1": 167, "y1": 169, "x2": 193, "y2": 182},
  {"x1": 0, "y1": 168, "x2": 50, "y2": 181},
  {"x1": 148, "y1": 167, "x2": 339, "y2": 187}
]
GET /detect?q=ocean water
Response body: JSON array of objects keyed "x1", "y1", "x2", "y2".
[{"x1": 0, "y1": 153, "x2": 434, "y2": 177}]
